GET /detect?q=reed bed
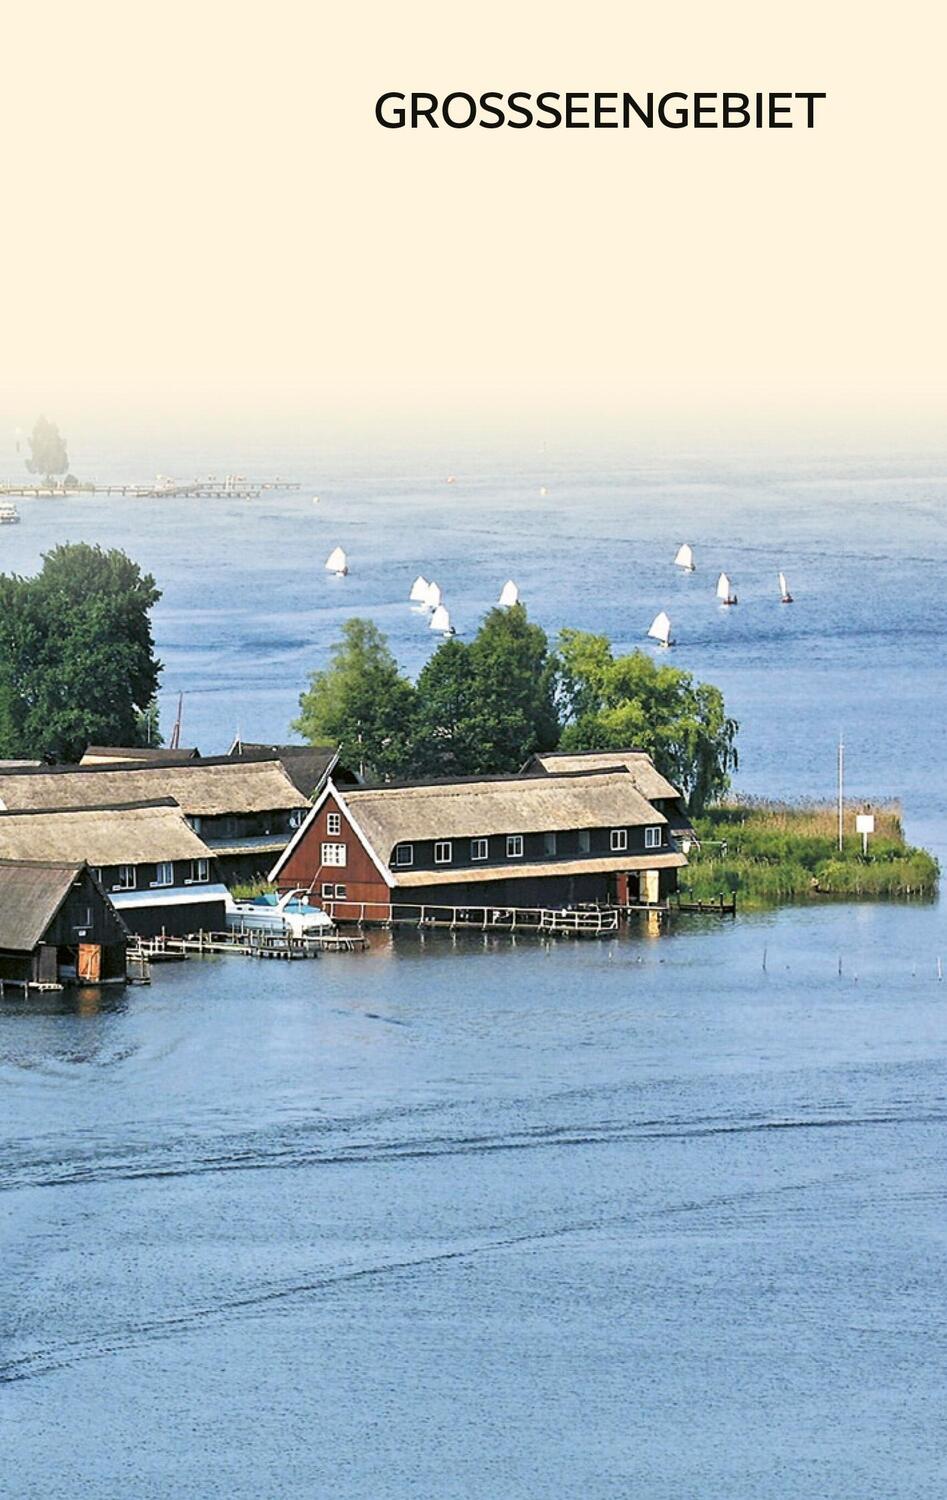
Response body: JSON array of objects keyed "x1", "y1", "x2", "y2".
[{"x1": 682, "y1": 799, "x2": 938, "y2": 906}]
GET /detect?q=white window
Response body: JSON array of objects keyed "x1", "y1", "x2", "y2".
[
  {"x1": 506, "y1": 835, "x2": 524, "y2": 859},
  {"x1": 334, "y1": 884, "x2": 347, "y2": 900},
  {"x1": 470, "y1": 838, "x2": 489, "y2": 862},
  {"x1": 189, "y1": 858, "x2": 210, "y2": 883},
  {"x1": 321, "y1": 883, "x2": 335, "y2": 900},
  {"x1": 289, "y1": 809, "x2": 305, "y2": 829},
  {"x1": 321, "y1": 842, "x2": 347, "y2": 867},
  {"x1": 113, "y1": 864, "x2": 136, "y2": 891},
  {"x1": 90, "y1": 867, "x2": 103, "y2": 885},
  {"x1": 577, "y1": 830, "x2": 591, "y2": 854},
  {"x1": 393, "y1": 843, "x2": 413, "y2": 867},
  {"x1": 543, "y1": 832, "x2": 557, "y2": 856},
  {"x1": 645, "y1": 826, "x2": 662, "y2": 849},
  {"x1": 326, "y1": 811, "x2": 341, "y2": 836},
  {"x1": 434, "y1": 841, "x2": 452, "y2": 865},
  {"x1": 74, "y1": 906, "x2": 93, "y2": 931},
  {"x1": 610, "y1": 829, "x2": 628, "y2": 852},
  {"x1": 154, "y1": 861, "x2": 174, "y2": 887}
]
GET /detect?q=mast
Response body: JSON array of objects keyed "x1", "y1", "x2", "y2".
[{"x1": 169, "y1": 692, "x2": 183, "y2": 751}]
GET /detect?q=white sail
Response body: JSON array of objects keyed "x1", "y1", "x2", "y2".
[
  {"x1": 675, "y1": 543, "x2": 695, "y2": 571},
  {"x1": 429, "y1": 604, "x2": 453, "y2": 633},
  {"x1": 648, "y1": 610, "x2": 672, "y2": 646},
  {"x1": 778, "y1": 571, "x2": 790, "y2": 597},
  {"x1": 325, "y1": 546, "x2": 348, "y2": 575},
  {"x1": 425, "y1": 581, "x2": 442, "y2": 609},
  {"x1": 716, "y1": 571, "x2": 733, "y2": 600},
  {"x1": 409, "y1": 574, "x2": 429, "y2": 603},
  {"x1": 498, "y1": 579, "x2": 519, "y2": 607}
]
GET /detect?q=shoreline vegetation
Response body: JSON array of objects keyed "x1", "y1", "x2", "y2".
[{"x1": 681, "y1": 799, "x2": 939, "y2": 907}]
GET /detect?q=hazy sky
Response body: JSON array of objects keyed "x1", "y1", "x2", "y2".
[{"x1": 1, "y1": 1, "x2": 943, "y2": 448}]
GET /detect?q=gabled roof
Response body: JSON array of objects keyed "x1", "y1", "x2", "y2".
[
  {"x1": 228, "y1": 742, "x2": 340, "y2": 799},
  {"x1": 0, "y1": 802, "x2": 214, "y2": 866},
  {"x1": 525, "y1": 748, "x2": 684, "y2": 803},
  {"x1": 0, "y1": 860, "x2": 86, "y2": 952},
  {"x1": 81, "y1": 745, "x2": 202, "y2": 764},
  {"x1": 0, "y1": 757, "x2": 307, "y2": 817},
  {"x1": 341, "y1": 769, "x2": 664, "y2": 859}
]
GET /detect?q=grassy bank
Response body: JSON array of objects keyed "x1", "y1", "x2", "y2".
[{"x1": 680, "y1": 799, "x2": 939, "y2": 907}]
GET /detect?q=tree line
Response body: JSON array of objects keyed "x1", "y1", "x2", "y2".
[{"x1": 295, "y1": 606, "x2": 738, "y2": 812}]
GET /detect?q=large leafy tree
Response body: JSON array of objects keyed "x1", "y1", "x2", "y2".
[
  {"x1": 0, "y1": 544, "x2": 162, "y2": 761},
  {"x1": 25, "y1": 416, "x2": 69, "y2": 480},
  {"x1": 293, "y1": 618, "x2": 415, "y2": 780},
  {"x1": 463, "y1": 604, "x2": 560, "y2": 773},
  {"x1": 411, "y1": 636, "x2": 485, "y2": 778},
  {"x1": 556, "y1": 630, "x2": 738, "y2": 812}
]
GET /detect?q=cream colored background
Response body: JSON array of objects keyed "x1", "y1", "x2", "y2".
[{"x1": 0, "y1": 0, "x2": 942, "y2": 446}]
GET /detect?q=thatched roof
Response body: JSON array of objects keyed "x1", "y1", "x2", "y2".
[
  {"x1": 346, "y1": 770, "x2": 665, "y2": 858},
  {"x1": 0, "y1": 802, "x2": 214, "y2": 865},
  {"x1": 228, "y1": 743, "x2": 339, "y2": 799},
  {"x1": 393, "y1": 849, "x2": 686, "y2": 888},
  {"x1": 0, "y1": 860, "x2": 86, "y2": 952},
  {"x1": 82, "y1": 745, "x2": 201, "y2": 764},
  {"x1": 527, "y1": 749, "x2": 683, "y2": 802},
  {"x1": 0, "y1": 758, "x2": 307, "y2": 817}
]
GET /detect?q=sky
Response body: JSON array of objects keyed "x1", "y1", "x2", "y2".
[{"x1": 0, "y1": 0, "x2": 943, "y2": 454}]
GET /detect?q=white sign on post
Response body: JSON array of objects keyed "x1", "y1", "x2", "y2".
[{"x1": 855, "y1": 814, "x2": 875, "y2": 834}]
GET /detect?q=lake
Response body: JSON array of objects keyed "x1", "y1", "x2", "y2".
[{"x1": 1, "y1": 442, "x2": 945, "y2": 1496}]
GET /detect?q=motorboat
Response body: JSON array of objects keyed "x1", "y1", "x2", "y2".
[{"x1": 226, "y1": 889, "x2": 335, "y2": 936}]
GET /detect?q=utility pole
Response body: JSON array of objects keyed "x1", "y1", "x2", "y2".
[{"x1": 837, "y1": 732, "x2": 844, "y2": 852}]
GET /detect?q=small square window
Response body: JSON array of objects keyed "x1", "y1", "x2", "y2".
[
  {"x1": 334, "y1": 884, "x2": 347, "y2": 900},
  {"x1": 393, "y1": 843, "x2": 414, "y2": 867},
  {"x1": 470, "y1": 838, "x2": 489, "y2": 862},
  {"x1": 154, "y1": 861, "x2": 174, "y2": 887},
  {"x1": 506, "y1": 835, "x2": 524, "y2": 859},
  {"x1": 610, "y1": 829, "x2": 628, "y2": 852},
  {"x1": 321, "y1": 842, "x2": 347, "y2": 867},
  {"x1": 114, "y1": 864, "x2": 136, "y2": 891},
  {"x1": 645, "y1": 826, "x2": 662, "y2": 849},
  {"x1": 326, "y1": 811, "x2": 341, "y2": 836},
  {"x1": 189, "y1": 858, "x2": 209, "y2": 884},
  {"x1": 543, "y1": 832, "x2": 557, "y2": 856},
  {"x1": 577, "y1": 830, "x2": 591, "y2": 854},
  {"x1": 434, "y1": 841, "x2": 452, "y2": 865}
]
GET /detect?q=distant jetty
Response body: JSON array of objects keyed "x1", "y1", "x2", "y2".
[{"x1": 0, "y1": 475, "x2": 301, "y2": 500}]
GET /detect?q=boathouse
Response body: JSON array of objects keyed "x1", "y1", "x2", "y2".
[
  {"x1": 0, "y1": 860, "x2": 129, "y2": 989},
  {"x1": 0, "y1": 756, "x2": 312, "y2": 886},
  {"x1": 521, "y1": 748, "x2": 698, "y2": 848},
  {"x1": 0, "y1": 801, "x2": 227, "y2": 938},
  {"x1": 227, "y1": 740, "x2": 359, "y2": 799},
  {"x1": 270, "y1": 769, "x2": 687, "y2": 921}
]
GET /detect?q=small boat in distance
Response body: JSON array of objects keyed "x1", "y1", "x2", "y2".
[
  {"x1": 716, "y1": 571, "x2": 738, "y2": 606},
  {"x1": 425, "y1": 580, "x2": 443, "y2": 610},
  {"x1": 446, "y1": 475, "x2": 457, "y2": 485},
  {"x1": 674, "y1": 543, "x2": 695, "y2": 571},
  {"x1": 778, "y1": 570, "x2": 794, "y2": 603},
  {"x1": 498, "y1": 579, "x2": 519, "y2": 607},
  {"x1": 648, "y1": 611, "x2": 673, "y2": 647},
  {"x1": 409, "y1": 574, "x2": 430, "y2": 603},
  {"x1": 0, "y1": 504, "x2": 20, "y2": 524},
  {"x1": 430, "y1": 604, "x2": 455, "y2": 635},
  {"x1": 325, "y1": 546, "x2": 348, "y2": 576},
  {"x1": 539, "y1": 485, "x2": 548, "y2": 497}
]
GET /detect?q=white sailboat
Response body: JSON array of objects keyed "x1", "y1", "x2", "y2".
[
  {"x1": 778, "y1": 570, "x2": 794, "y2": 604},
  {"x1": 716, "y1": 571, "x2": 737, "y2": 606},
  {"x1": 498, "y1": 579, "x2": 519, "y2": 607},
  {"x1": 674, "y1": 543, "x2": 695, "y2": 572},
  {"x1": 325, "y1": 546, "x2": 348, "y2": 576},
  {"x1": 409, "y1": 574, "x2": 430, "y2": 603},
  {"x1": 424, "y1": 580, "x2": 443, "y2": 610},
  {"x1": 429, "y1": 604, "x2": 454, "y2": 635},
  {"x1": 539, "y1": 485, "x2": 548, "y2": 497},
  {"x1": 648, "y1": 610, "x2": 673, "y2": 647}
]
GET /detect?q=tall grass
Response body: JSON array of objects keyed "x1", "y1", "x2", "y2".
[{"x1": 681, "y1": 799, "x2": 938, "y2": 906}]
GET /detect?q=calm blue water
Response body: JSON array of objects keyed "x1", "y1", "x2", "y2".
[{"x1": 2, "y1": 444, "x2": 945, "y2": 1496}]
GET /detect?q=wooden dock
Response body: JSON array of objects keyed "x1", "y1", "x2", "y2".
[
  {"x1": 320, "y1": 898, "x2": 621, "y2": 937},
  {"x1": 0, "y1": 477, "x2": 302, "y2": 500},
  {"x1": 128, "y1": 928, "x2": 368, "y2": 964}
]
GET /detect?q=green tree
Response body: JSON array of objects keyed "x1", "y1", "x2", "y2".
[
  {"x1": 25, "y1": 416, "x2": 68, "y2": 480},
  {"x1": 462, "y1": 604, "x2": 560, "y2": 773},
  {"x1": 0, "y1": 544, "x2": 162, "y2": 762},
  {"x1": 411, "y1": 636, "x2": 485, "y2": 777},
  {"x1": 293, "y1": 618, "x2": 415, "y2": 780},
  {"x1": 556, "y1": 633, "x2": 738, "y2": 812}
]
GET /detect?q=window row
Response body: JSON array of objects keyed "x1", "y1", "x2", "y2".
[
  {"x1": 321, "y1": 883, "x2": 347, "y2": 901},
  {"x1": 89, "y1": 860, "x2": 210, "y2": 891},
  {"x1": 391, "y1": 828, "x2": 662, "y2": 867}
]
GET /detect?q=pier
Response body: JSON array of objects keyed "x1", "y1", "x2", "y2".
[
  {"x1": 0, "y1": 476, "x2": 302, "y2": 500},
  {"x1": 128, "y1": 928, "x2": 369, "y2": 964}
]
